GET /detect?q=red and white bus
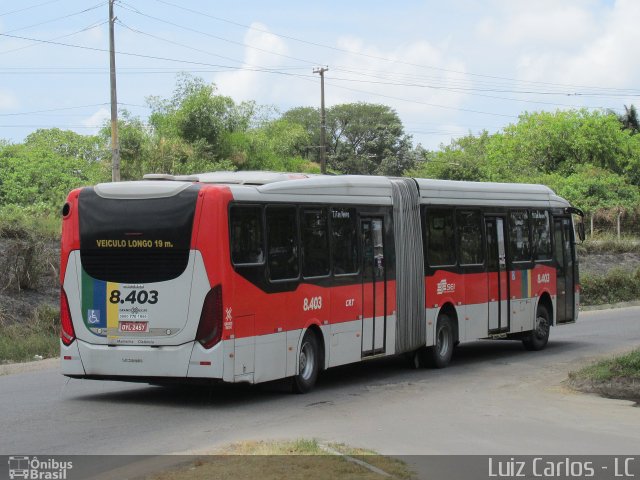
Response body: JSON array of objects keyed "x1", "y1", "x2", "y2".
[{"x1": 60, "y1": 172, "x2": 584, "y2": 392}]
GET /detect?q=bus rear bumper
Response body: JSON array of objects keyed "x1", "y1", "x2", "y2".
[
  {"x1": 60, "y1": 339, "x2": 85, "y2": 375},
  {"x1": 64, "y1": 340, "x2": 224, "y2": 380}
]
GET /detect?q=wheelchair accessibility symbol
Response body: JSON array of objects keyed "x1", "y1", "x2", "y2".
[{"x1": 87, "y1": 309, "x2": 101, "y2": 325}]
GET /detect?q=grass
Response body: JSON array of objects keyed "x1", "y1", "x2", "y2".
[
  {"x1": 0, "y1": 305, "x2": 59, "y2": 363},
  {"x1": 568, "y1": 349, "x2": 640, "y2": 403},
  {"x1": 578, "y1": 233, "x2": 640, "y2": 255},
  {"x1": 0, "y1": 206, "x2": 60, "y2": 241},
  {"x1": 145, "y1": 439, "x2": 414, "y2": 480},
  {"x1": 580, "y1": 267, "x2": 640, "y2": 306},
  {"x1": 569, "y1": 349, "x2": 640, "y2": 383}
]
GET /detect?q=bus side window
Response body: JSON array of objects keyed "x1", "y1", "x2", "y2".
[
  {"x1": 266, "y1": 206, "x2": 299, "y2": 281},
  {"x1": 426, "y1": 208, "x2": 456, "y2": 267},
  {"x1": 508, "y1": 210, "x2": 531, "y2": 262},
  {"x1": 331, "y1": 208, "x2": 358, "y2": 275},
  {"x1": 301, "y1": 208, "x2": 330, "y2": 277},
  {"x1": 532, "y1": 209, "x2": 552, "y2": 261},
  {"x1": 230, "y1": 205, "x2": 264, "y2": 265},
  {"x1": 456, "y1": 210, "x2": 484, "y2": 265}
]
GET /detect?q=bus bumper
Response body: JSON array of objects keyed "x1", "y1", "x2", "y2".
[
  {"x1": 63, "y1": 340, "x2": 224, "y2": 379},
  {"x1": 60, "y1": 339, "x2": 85, "y2": 375}
]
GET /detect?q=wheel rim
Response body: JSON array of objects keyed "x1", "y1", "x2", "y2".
[
  {"x1": 535, "y1": 314, "x2": 549, "y2": 340},
  {"x1": 299, "y1": 341, "x2": 314, "y2": 380},
  {"x1": 437, "y1": 325, "x2": 450, "y2": 358}
]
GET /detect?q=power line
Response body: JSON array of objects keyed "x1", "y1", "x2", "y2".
[
  {"x1": 116, "y1": 18, "x2": 249, "y2": 67},
  {"x1": 331, "y1": 67, "x2": 640, "y2": 98},
  {"x1": 0, "y1": 103, "x2": 109, "y2": 116},
  {"x1": 117, "y1": 1, "x2": 320, "y2": 66},
  {"x1": 0, "y1": 19, "x2": 107, "y2": 55},
  {"x1": 0, "y1": 0, "x2": 63, "y2": 18},
  {"x1": 0, "y1": 32, "x2": 321, "y2": 81},
  {"x1": 2, "y1": 1, "x2": 106, "y2": 35},
  {"x1": 151, "y1": 0, "x2": 637, "y2": 94}
]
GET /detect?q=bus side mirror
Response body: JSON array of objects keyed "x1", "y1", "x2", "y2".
[
  {"x1": 566, "y1": 207, "x2": 585, "y2": 243},
  {"x1": 577, "y1": 221, "x2": 585, "y2": 243}
]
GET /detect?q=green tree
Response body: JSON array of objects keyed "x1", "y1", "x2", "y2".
[
  {"x1": 485, "y1": 109, "x2": 635, "y2": 179},
  {"x1": 618, "y1": 104, "x2": 639, "y2": 135},
  {"x1": 281, "y1": 106, "x2": 321, "y2": 162},
  {"x1": 23, "y1": 128, "x2": 107, "y2": 163},
  {"x1": 147, "y1": 73, "x2": 254, "y2": 162},
  {"x1": 0, "y1": 143, "x2": 108, "y2": 212},
  {"x1": 411, "y1": 131, "x2": 491, "y2": 181},
  {"x1": 325, "y1": 103, "x2": 414, "y2": 175}
]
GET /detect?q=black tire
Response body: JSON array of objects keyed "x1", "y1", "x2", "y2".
[
  {"x1": 292, "y1": 330, "x2": 320, "y2": 394},
  {"x1": 406, "y1": 347, "x2": 428, "y2": 369},
  {"x1": 523, "y1": 305, "x2": 550, "y2": 351},
  {"x1": 427, "y1": 313, "x2": 454, "y2": 368}
]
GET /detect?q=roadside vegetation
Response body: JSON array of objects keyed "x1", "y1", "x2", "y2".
[
  {"x1": 580, "y1": 267, "x2": 640, "y2": 306},
  {"x1": 568, "y1": 349, "x2": 640, "y2": 403},
  {"x1": 144, "y1": 439, "x2": 413, "y2": 480}
]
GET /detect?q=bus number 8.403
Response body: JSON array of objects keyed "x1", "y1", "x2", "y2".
[{"x1": 109, "y1": 289, "x2": 158, "y2": 305}]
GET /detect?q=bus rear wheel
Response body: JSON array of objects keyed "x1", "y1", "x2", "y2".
[
  {"x1": 427, "y1": 313, "x2": 454, "y2": 368},
  {"x1": 292, "y1": 330, "x2": 320, "y2": 394},
  {"x1": 523, "y1": 305, "x2": 550, "y2": 351}
]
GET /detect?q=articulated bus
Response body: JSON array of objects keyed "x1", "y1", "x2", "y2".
[{"x1": 60, "y1": 172, "x2": 584, "y2": 392}]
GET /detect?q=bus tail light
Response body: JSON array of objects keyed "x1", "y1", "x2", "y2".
[
  {"x1": 60, "y1": 288, "x2": 75, "y2": 346},
  {"x1": 196, "y1": 285, "x2": 223, "y2": 349}
]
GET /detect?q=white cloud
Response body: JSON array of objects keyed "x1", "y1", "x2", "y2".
[
  {"x1": 480, "y1": 0, "x2": 640, "y2": 89},
  {"x1": 496, "y1": 1, "x2": 597, "y2": 48},
  {"x1": 83, "y1": 107, "x2": 110, "y2": 130},
  {"x1": 325, "y1": 36, "x2": 471, "y2": 134},
  {"x1": 213, "y1": 22, "x2": 292, "y2": 102}
]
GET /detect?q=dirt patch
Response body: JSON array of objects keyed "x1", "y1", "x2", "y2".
[
  {"x1": 0, "y1": 357, "x2": 58, "y2": 376},
  {"x1": 579, "y1": 252, "x2": 640, "y2": 276},
  {"x1": 0, "y1": 239, "x2": 58, "y2": 326},
  {"x1": 567, "y1": 377, "x2": 640, "y2": 406}
]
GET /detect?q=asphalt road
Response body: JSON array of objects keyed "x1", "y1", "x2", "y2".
[{"x1": 1, "y1": 307, "x2": 639, "y2": 458}]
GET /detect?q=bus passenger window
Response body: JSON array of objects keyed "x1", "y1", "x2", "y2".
[
  {"x1": 426, "y1": 209, "x2": 456, "y2": 267},
  {"x1": 266, "y1": 206, "x2": 299, "y2": 280},
  {"x1": 532, "y1": 209, "x2": 551, "y2": 261},
  {"x1": 230, "y1": 206, "x2": 264, "y2": 265},
  {"x1": 302, "y1": 209, "x2": 330, "y2": 277},
  {"x1": 509, "y1": 210, "x2": 531, "y2": 262},
  {"x1": 331, "y1": 208, "x2": 358, "y2": 275},
  {"x1": 457, "y1": 210, "x2": 484, "y2": 265}
]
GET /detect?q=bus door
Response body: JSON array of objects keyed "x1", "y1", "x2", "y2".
[
  {"x1": 485, "y1": 217, "x2": 509, "y2": 333},
  {"x1": 360, "y1": 217, "x2": 386, "y2": 356},
  {"x1": 554, "y1": 217, "x2": 575, "y2": 324}
]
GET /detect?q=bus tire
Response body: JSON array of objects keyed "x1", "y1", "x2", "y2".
[
  {"x1": 292, "y1": 330, "x2": 320, "y2": 394},
  {"x1": 428, "y1": 313, "x2": 454, "y2": 368},
  {"x1": 523, "y1": 305, "x2": 550, "y2": 351},
  {"x1": 406, "y1": 347, "x2": 428, "y2": 369}
]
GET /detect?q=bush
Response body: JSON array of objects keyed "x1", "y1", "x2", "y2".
[
  {"x1": 0, "y1": 205, "x2": 60, "y2": 240},
  {"x1": 0, "y1": 304, "x2": 59, "y2": 362},
  {"x1": 580, "y1": 267, "x2": 640, "y2": 305}
]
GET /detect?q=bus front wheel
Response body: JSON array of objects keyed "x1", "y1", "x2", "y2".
[
  {"x1": 292, "y1": 330, "x2": 320, "y2": 394},
  {"x1": 523, "y1": 305, "x2": 550, "y2": 351}
]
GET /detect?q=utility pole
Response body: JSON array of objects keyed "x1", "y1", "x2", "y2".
[
  {"x1": 313, "y1": 66, "x2": 328, "y2": 174},
  {"x1": 109, "y1": 0, "x2": 120, "y2": 182}
]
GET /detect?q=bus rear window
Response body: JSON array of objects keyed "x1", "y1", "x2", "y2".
[{"x1": 78, "y1": 186, "x2": 199, "y2": 283}]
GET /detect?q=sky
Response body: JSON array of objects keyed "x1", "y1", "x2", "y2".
[{"x1": 0, "y1": 0, "x2": 639, "y2": 150}]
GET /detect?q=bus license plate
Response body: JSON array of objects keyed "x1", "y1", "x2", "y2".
[{"x1": 119, "y1": 321, "x2": 149, "y2": 333}]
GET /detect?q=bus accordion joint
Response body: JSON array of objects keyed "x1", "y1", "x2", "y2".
[{"x1": 196, "y1": 285, "x2": 223, "y2": 349}]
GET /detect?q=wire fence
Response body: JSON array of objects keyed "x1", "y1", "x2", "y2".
[{"x1": 585, "y1": 211, "x2": 640, "y2": 238}]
